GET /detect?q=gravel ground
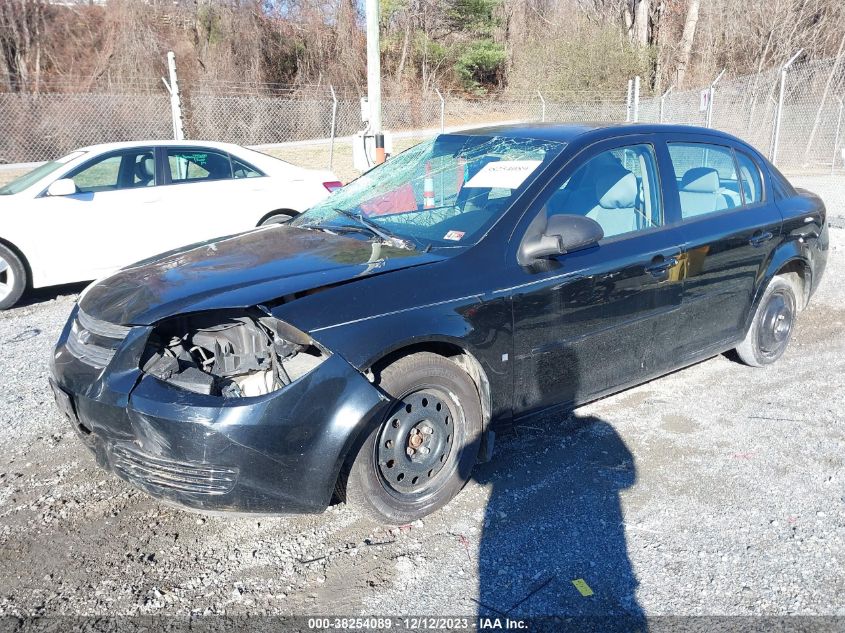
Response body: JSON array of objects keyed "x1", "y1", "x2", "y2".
[{"x1": 0, "y1": 175, "x2": 843, "y2": 622}]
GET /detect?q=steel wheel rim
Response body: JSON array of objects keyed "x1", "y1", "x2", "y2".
[
  {"x1": 758, "y1": 289, "x2": 794, "y2": 358},
  {"x1": 375, "y1": 389, "x2": 457, "y2": 497},
  {"x1": 0, "y1": 255, "x2": 13, "y2": 302}
]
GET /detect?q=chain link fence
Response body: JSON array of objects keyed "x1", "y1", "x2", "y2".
[
  {"x1": 639, "y1": 57, "x2": 845, "y2": 174},
  {"x1": 1, "y1": 56, "x2": 843, "y2": 180},
  {"x1": 0, "y1": 91, "x2": 172, "y2": 164}
]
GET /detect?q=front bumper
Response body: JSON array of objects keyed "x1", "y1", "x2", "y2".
[{"x1": 49, "y1": 307, "x2": 388, "y2": 514}]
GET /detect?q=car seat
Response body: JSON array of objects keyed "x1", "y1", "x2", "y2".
[
  {"x1": 679, "y1": 167, "x2": 730, "y2": 217},
  {"x1": 545, "y1": 153, "x2": 624, "y2": 218},
  {"x1": 135, "y1": 153, "x2": 155, "y2": 187},
  {"x1": 206, "y1": 154, "x2": 233, "y2": 180},
  {"x1": 585, "y1": 167, "x2": 641, "y2": 237}
]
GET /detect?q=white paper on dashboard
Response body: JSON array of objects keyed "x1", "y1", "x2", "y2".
[{"x1": 464, "y1": 160, "x2": 543, "y2": 189}]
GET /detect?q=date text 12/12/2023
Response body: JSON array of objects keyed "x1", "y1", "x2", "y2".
[{"x1": 305, "y1": 617, "x2": 528, "y2": 630}]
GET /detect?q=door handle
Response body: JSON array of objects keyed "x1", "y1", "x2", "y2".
[
  {"x1": 645, "y1": 256, "x2": 678, "y2": 276},
  {"x1": 749, "y1": 231, "x2": 774, "y2": 247}
]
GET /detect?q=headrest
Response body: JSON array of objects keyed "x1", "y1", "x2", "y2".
[
  {"x1": 595, "y1": 169, "x2": 638, "y2": 209},
  {"x1": 681, "y1": 167, "x2": 720, "y2": 193},
  {"x1": 136, "y1": 154, "x2": 154, "y2": 179}
]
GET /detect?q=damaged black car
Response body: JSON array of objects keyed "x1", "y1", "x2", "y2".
[{"x1": 50, "y1": 123, "x2": 828, "y2": 523}]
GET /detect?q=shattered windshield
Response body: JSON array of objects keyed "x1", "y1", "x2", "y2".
[{"x1": 291, "y1": 135, "x2": 565, "y2": 248}]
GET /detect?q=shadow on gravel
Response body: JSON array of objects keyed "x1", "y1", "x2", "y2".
[
  {"x1": 15, "y1": 281, "x2": 88, "y2": 308},
  {"x1": 474, "y1": 414, "x2": 644, "y2": 630},
  {"x1": 473, "y1": 341, "x2": 645, "y2": 630}
]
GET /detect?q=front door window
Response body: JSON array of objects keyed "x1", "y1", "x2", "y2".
[
  {"x1": 67, "y1": 150, "x2": 156, "y2": 193},
  {"x1": 543, "y1": 144, "x2": 662, "y2": 239}
]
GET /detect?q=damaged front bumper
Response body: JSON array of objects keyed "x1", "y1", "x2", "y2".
[{"x1": 49, "y1": 306, "x2": 388, "y2": 514}]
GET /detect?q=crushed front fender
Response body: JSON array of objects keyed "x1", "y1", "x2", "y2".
[{"x1": 53, "y1": 345, "x2": 389, "y2": 514}]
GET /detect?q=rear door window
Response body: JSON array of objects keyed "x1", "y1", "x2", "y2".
[
  {"x1": 668, "y1": 143, "x2": 741, "y2": 219},
  {"x1": 167, "y1": 149, "x2": 233, "y2": 183}
]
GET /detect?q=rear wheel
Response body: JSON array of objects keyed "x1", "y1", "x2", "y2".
[
  {"x1": 735, "y1": 275, "x2": 798, "y2": 367},
  {"x1": 0, "y1": 244, "x2": 26, "y2": 310},
  {"x1": 343, "y1": 352, "x2": 482, "y2": 524},
  {"x1": 258, "y1": 211, "x2": 295, "y2": 227}
]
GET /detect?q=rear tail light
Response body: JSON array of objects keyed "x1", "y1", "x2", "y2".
[{"x1": 323, "y1": 181, "x2": 343, "y2": 193}]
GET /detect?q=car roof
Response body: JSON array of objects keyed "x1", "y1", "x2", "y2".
[
  {"x1": 73, "y1": 139, "x2": 249, "y2": 154},
  {"x1": 457, "y1": 122, "x2": 748, "y2": 146}
]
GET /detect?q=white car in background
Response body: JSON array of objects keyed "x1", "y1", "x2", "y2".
[{"x1": 0, "y1": 140, "x2": 341, "y2": 309}]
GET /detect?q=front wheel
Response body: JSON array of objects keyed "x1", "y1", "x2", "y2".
[
  {"x1": 0, "y1": 244, "x2": 27, "y2": 310},
  {"x1": 343, "y1": 352, "x2": 482, "y2": 524},
  {"x1": 735, "y1": 275, "x2": 799, "y2": 367}
]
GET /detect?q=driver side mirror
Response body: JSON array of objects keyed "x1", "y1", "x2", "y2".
[
  {"x1": 519, "y1": 214, "x2": 604, "y2": 264},
  {"x1": 47, "y1": 178, "x2": 77, "y2": 197}
]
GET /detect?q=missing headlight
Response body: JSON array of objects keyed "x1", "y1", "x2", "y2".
[{"x1": 140, "y1": 311, "x2": 328, "y2": 397}]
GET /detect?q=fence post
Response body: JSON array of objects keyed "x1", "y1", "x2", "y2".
[
  {"x1": 659, "y1": 85, "x2": 674, "y2": 123},
  {"x1": 706, "y1": 68, "x2": 725, "y2": 128},
  {"x1": 536, "y1": 90, "x2": 546, "y2": 123},
  {"x1": 632, "y1": 76, "x2": 640, "y2": 122},
  {"x1": 329, "y1": 85, "x2": 338, "y2": 171},
  {"x1": 434, "y1": 88, "x2": 445, "y2": 132},
  {"x1": 625, "y1": 79, "x2": 633, "y2": 122},
  {"x1": 161, "y1": 51, "x2": 185, "y2": 141},
  {"x1": 770, "y1": 50, "x2": 802, "y2": 165},
  {"x1": 833, "y1": 96, "x2": 844, "y2": 175}
]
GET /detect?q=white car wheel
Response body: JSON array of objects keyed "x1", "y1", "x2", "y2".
[{"x1": 0, "y1": 244, "x2": 27, "y2": 310}]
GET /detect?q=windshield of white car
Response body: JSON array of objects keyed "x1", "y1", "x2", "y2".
[
  {"x1": 0, "y1": 151, "x2": 87, "y2": 195},
  {"x1": 291, "y1": 135, "x2": 565, "y2": 248}
]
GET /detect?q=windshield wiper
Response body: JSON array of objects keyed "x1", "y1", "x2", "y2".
[{"x1": 331, "y1": 207, "x2": 414, "y2": 250}]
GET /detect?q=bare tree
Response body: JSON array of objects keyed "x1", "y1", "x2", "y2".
[
  {"x1": 674, "y1": 0, "x2": 700, "y2": 87},
  {"x1": 0, "y1": 0, "x2": 46, "y2": 91},
  {"x1": 632, "y1": 0, "x2": 650, "y2": 46}
]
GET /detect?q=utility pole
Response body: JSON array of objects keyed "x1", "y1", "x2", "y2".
[{"x1": 365, "y1": 0, "x2": 384, "y2": 164}]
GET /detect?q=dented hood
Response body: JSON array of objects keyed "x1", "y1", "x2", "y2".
[{"x1": 78, "y1": 226, "x2": 443, "y2": 326}]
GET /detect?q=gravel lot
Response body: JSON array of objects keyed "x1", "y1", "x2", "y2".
[{"x1": 0, "y1": 174, "x2": 843, "y2": 622}]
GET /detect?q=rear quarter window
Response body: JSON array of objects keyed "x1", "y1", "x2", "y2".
[
  {"x1": 768, "y1": 164, "x2": 797, "y2": 200},
  {"x1": 735, "y1": 151, "x2": 764, "y2": 204}
]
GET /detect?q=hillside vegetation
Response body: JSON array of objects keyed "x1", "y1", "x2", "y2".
[{"x1": 1, "y1": 0, "x2": 843, "y2": 96}]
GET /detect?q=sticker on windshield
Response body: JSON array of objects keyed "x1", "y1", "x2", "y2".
[
  {"x1": 443, "y1": 230, "x2": 465, "y2": 241},
  {"x1": 464, "y1": 160, "x2": 542, "y2": 189}
]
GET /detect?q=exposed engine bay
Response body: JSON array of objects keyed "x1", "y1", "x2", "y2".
[{"x1": 140, "y1": 312, "x2": 328, "y2": 397}]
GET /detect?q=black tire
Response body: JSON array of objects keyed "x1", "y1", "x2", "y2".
[
  {"x1": 0, "y1": 243, "x2": 27, "y2": 310},
  {"x1": 343, "y1": 352, "x2": 483, "y2": 524},
  {"x1": 735, "y1": 275, "x2": 799, "y2": 367},
  {"x1": 258, "y1": 212, "x2": 295, "y2": 227}
]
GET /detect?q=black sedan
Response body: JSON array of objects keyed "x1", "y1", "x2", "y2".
[{"x1": 50, "y1": 123, "x2": 828, "y2": 524}]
